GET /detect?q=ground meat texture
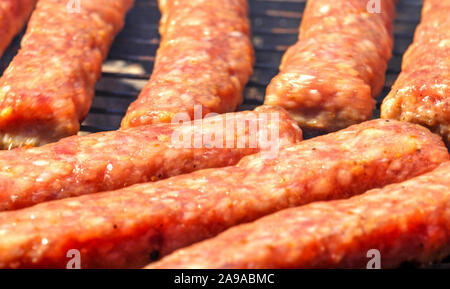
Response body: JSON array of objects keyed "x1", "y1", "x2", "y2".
[
  {"x1": 264, "y1": 0, "x2": 396, "y2": 132},
  {"x1": 381, "y1": 0, "x2": 450, "y2": 145},
  {"x1": 120, "y1": 0, "x2": 254, "y2": 129},
  {"x1": 149, "y1": 161, "x2": 450, "y2": 269},
  {"x1": 0, "y1": 105, "x2": 301, "y2": 211},
  {"x1": 0, "y1": 0, "x2": 134, "y2": 149},
  {"x1": 0, "y1": 119, "x2": 447, "y2": 269},
  {"x1": 0, "y1": 0, "x2": 36, "y2": 58}
]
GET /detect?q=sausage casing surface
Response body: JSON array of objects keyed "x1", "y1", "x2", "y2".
[
  {"x1": 0, "y1": 106, "x2": 300, "y2": 211},
  {"x1": 0, "y1": 0, "x2": 36, "y2": 57},
  {"x1": 0, "y1": 0, "x2": 134, "y2": 148},
  {"x1": 265, "y1": 0, "x2": 396, "y2": 132},
  {"x1": 381, "y1": 0, "x2": 450, "y2": 144},
  {"x1": 0, "y1": 119, "x2": 447, "y2": 268},
  {"x1": 121, "y1": 0, "x2": 254, "y2": 128},
  {"x1": 149, "y1": 161, "x2": 450, "y2": 269}
]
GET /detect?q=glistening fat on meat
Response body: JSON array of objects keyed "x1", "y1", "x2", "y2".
[
  {"x1": 148, "y1": 161, "x2": 450, "y2": 269},
  {"x1": 264, "y1": 0, "x2": 396, "y2": 132},
  {"x1": 0, "y1": 119, "x2": 447, "y2": 268},
  {"x1": 0, "y1": 0, "x2": 135, "y2": 149},
  {"x1": 0, "y1": 106, "x2": 300, "y2": 211},
  {"x1": 121, "y1": 0, "x2": 254, "y2": 128}
]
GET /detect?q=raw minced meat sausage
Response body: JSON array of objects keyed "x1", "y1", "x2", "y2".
[
  {"x1": 120, "y1": 0, "x2": 254, "y2": 128},
  {"x1": 0, "y1": 0, "x2": 36, "y2": 58},
  {"x1": 264, "y1": 0, "x2": 396, "y2": 132},
  {"x1": 0, "y1": 119, "x2": 447, "y2": 268},
  {"x1": 381, "y1": 0, "x2": 450, "y2": 144},
  {"x1": 149, "y1": 161, "x2": 450, "y2": 269},
  {"x1": 0, "y1": 106, "x2": 301, "y2": 211},
  {"x1": 0, "y1": 0, "x2": 134, "y2": 149}
]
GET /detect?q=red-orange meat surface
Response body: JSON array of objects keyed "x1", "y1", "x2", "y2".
[
  {"x1": 0, "y1": 119, "x2": 447, "y2": 268},
  {"x1": 0, "y1": 106, "x2": 300, "y2": 211},
  {"x1": 121, "y1": 0, "x2": 254, "y2": 128},
  {"x1": 265, "y1": 0, "x2": 396, "y2": 132},
  {"x1": 0, "y1": 0, "x2": 134, "y2": 149},
  {"x1": 149, "y1": 161, "x2": 450, "y2": 269},
  {"x1": 381, "y1": 0, "x2": 450, "y2": 144},
  {"x1": 0, "y1": 0, "x2": 36, "y2": 58}
]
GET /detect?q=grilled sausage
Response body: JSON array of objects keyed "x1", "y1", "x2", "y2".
[
  {"x1": 0, "y1": 106, "x2": 300, "y2": 211},
  {"x1": 0, "y1": 119, "x2": 447, "y2": 268},
  {"x1": 264, "y1": 0, "x2": 396, "y2": 132},
  {"x1": 0, "y1": 0, "x2": 36, "y2": 58},
  {"x1": 120, "y1": 0, "x2": 254, "y2": 128},
  {"x1": 149, "y1": 161, "x2": 450, "y2": 269},
  {"x1": 381, "y1": 0, "x2": 450, "y2": 144},
  {"x1": 0, "y1": 0, "x2": 134, "y2": 149}
]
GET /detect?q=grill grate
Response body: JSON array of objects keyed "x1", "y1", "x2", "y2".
[{"x1": 1, "y1": 0, "x2": 449, "y2": 268}]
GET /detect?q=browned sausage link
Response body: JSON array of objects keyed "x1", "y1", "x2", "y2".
[
  {"x1": 0, "y1": 106, "x2": 301, "y2": 211},
  {"x1": 0, "y1": 119, "x2": 447, "y2": 268},
  {"x1": 149, "y1": 161, "x2": 450, "y2": 269},
  {"x1": 120, "y1": 0, "x2": 254, "y2": 129},
  {"x1": 0, "y1": 0, "x2": 134, "y2": 149},
  {"x1": 0, "y1": 0, "x2": 36, "y2": 57},
  {"x1": 265, "y1": 0, "x2": 396, "y2": 132},
  {"x1": 381, "y1": 0, "x2": 450, "y2": 144}
]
